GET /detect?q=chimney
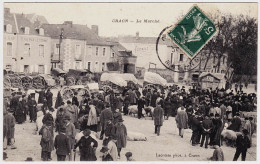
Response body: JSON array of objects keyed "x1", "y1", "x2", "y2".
[
  {"x1": 63, "y1": 21, "x2": 73, "y2": 27},
  {"x1": 136, "y1": 32, "x2": 139, "y2": 40},
  {"x1": 4, "y1": 8, "x2": 10, "y2": 15},
  {"x1": 91, "y1": 25, "x2": 99, "y2": 35}
]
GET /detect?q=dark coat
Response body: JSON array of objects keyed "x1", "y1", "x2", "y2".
[
  {"x1": 102, "y1": 154, "x2": 113, "y2": 161},
  {"x1": 15, "y1": 101, "x2": 25, "y2": 123},
  {"x1": 113, "y1": 112, "x2": 122, "y2": 125},
  {"x1": 72, "y1": 96, "x2": 79, "y2": 107},
  {"x1": 113, "y1": 123, "x2": 127, "y2": 148},
  {"x1": 228, "y1": 117, "x2": 241, "y2": 132},
  {"x1": 104, "y1": 122, "x2": 114, "y2": 137},
  {"x1": 74, "y1": 136, "x2": 98, "y2": 161},
  {"x1": 100, "y1": 108, "x2": 113, "y2": 125},
  {"x1": 54, "y1": 133, "x2": 71, "y2": 155},
  {"x1": 236, "y1": 134, "x2": 251, "y2": 150},
  {"x1": 36, "y1": 90, "x2": 46, "y2": 104},
  {"x1": 46, "y1": 91, "x2": 53, "y2": 109},
  {"x1": 154, "y1": 106, "x2": 164, "y2": 126},
  {"x1": 176, "y1": 109, "x2": 188, "y2": 129},
  {"x1": 40, "y1": 125, "x2": 54, "y2": 152},
  {"x1": 4, "y1": 113, "x2": 15, "y2": 138}
]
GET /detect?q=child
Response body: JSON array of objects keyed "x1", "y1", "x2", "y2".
[{"x1": 54, "y1": 127, "x2": 71, "y2": 161}]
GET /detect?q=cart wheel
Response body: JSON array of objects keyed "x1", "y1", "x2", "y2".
[
  {"x1": 102, "y1": 85, "x2": 112, "y2": 93},
  {"x1": 11, "y1": 77, "x2": 22, "y2": 88},
  {"x1": 4, "y1": 77, "x2": 12, "y2": 89},
  {"x1": 21, "y1": 77, "x2": 33, "y2": 89},
  {"x1": 61, "y1": 86, "x2": 74, "y2": 100},
  {"x1": 33, "y1": 76, "x2": 45, "y2": 89},
  {"x1": 76, "y1": 80, "x2": 82, "y2": 85}
]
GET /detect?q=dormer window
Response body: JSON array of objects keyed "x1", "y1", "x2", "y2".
[
  {"x1": 6, "y1": 24, "x2": 12, "y2": 33},
  {"x1": 39, "y1": 28, "x2": 44, "y2": 36},
  {"x1": 25, "y1": 27, "x2": 30, "y2": 34}
]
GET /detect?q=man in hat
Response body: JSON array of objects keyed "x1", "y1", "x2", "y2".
[
  {"x1": 175, "y1": 104, "x2": 188, "y2": 138},
  {"x1": 3, "y1": 152, "x2": 8, "y2": 160},
  {"x1": 112, "y1": 118, "x2": 127, "y2": 159},
  {"x1": 40, "y1": 120, "x2": 54, "y2": 161},
  {"x1": 54, "y1": 127, "x2": 71, "y2": 161},
  {"x1": 72, "y1": 92, "x2": 79, "y2": 107},
  {"x1": 100, "y1": 106, "x2": 113, "y2": 140},
  {"x1": 125, "y1": 152, "x2": 135, "y2": 161},
  {"x1": 25, "y1": 157, "x2": 33, "y2": 161},
  {"x1": 233, "y1": 129, "x2": 251, "y2": 161},
  {"x1": 100, "y1": 147, "x2": 113, "y2": 161},
  {"x1": 104, "y1": 118, "x2": 115, "y2": 138},
  {"x1": 209, "y1": 145, "x2": 224, "y2": 161},
  {"x1": 45, "y1": 89, "x2": 53, "y2": 110},
  {"x1": 153, "y1": 100, "x2": 164, "y2": 136},
  {"x1": 3, "y1": 108, "x2": 16, "y2": 150},
  {"x1": 190, "y1": 112, "x2": 201, "y2": 146},
  {"x1": 55, "y1": 108, "x2": 65, "y2": 132},
  {"x1": 65, "y1": 100, "x2": 78, "y2": 126},
  {"x1": 64, "y1": 114, "x2": 76, "y2": 161},
  {"x1": 228, "y1": 113, "x2": 241, "y2": 132},
  {"x1": 212, "y1": 113, "x2": 223, "y2": 147},
  {"x1": 137, "y1": 96, "x2": 146, "y2": 119},
  {"x1": 28, "y1": 94, "x2": 37, "y2": 122},
  {"x1": 201, "y1": 115, "x2": 213, "y2": 149},
  {"x1": 74, "y1": 129, "x2": 98, "y2": 161}
]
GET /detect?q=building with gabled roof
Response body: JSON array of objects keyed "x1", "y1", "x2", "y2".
[{"x1": 3, "y1": 8, "x2": 52, "y2": 74}]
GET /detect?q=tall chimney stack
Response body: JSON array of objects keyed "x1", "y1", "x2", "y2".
[{"x1": 136, "y1": 32, "x2": 139, "y2": 40}]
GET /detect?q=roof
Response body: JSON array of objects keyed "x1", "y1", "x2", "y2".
[
  {"x1": 41, "y1": 23, "x2": 110, "y2": 46},
  {"x1": 199, "y1": 72, "x2": 226, "y2": 80},
  {"x1": 110, "y1": 42, "x2": 134, "y2": 57},
  {"x1": 4, "y1": 11, "x2": 42, "y2": 35},
  {"x1": 69, "y1": 69, "x2": 90, "y2": 73},
  {"x1": 117, "y1": 36, "x2": 178, "y2": 46},
  {"x1": 25, "y1": 13, "x2": 49, "y2": 25}
]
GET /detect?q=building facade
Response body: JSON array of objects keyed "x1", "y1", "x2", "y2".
[{"x1": 4, "y1": 8, "x2": 52, "y2": 74}]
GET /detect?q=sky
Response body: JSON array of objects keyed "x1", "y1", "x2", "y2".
[{"x1": 4, "y1": 2, "x2": 258, "y2": 37}]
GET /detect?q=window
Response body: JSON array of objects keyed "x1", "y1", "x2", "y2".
[
  {"x1": 6, "y1": 24, "x2": 12, "y2": 33},
  {"x1": 179, "y1": 54, "x2": 184, "y2": 62},
  {"x1": 38, "y1": 65, "x2": 45, "y2": 74},
  {"x1": 24, "y1": 65, "x2": 30, "y2": 73},
  {"x1": 76, "y1": 45, "x2": 81, "y2": 55},
  {"x1": 103, "y1": 48, "x2": 106, "y2": 56},
  {"x1": 39, "y1": 28, "x2": 44, "y2": 36},
  {"x1": 95, "y1": 61, "x2": 99, "y2": 72},
  {"x1": 87, "y1": 62, "x2": 91, "y2": 71},
  {"x1": 55, "y1": 44, "x2": 60, "y2": 54},
  {"x1": 111, "y1": 52, "x2": 115, "y2": 58},
  {"x1": 39, "y1": 45, "x2": 44, "y2": 57},
  {"x1": 7, "y1": 42, "x2": 12, "y2": 56},
  {"x1": 101, "y1": 62, "x2": 105, "y2": 71},
  {"x1": 96, "y1": 47, "x2": 99, "y2": 56},
  {"x1": 25, "y1": 27, "x2": 30, "y2": 34},
  {"x1": 24, "y1": 43, "x2": 30, "y2": 56}
]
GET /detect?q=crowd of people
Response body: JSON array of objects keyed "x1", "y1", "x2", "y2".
[{"x1": 3, "y1": 83, "x2": 257, "y2": 161}]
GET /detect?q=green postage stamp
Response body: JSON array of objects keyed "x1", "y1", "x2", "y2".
[{"x1": 168, "y1": 5, "x2": 216, "y2": 59}]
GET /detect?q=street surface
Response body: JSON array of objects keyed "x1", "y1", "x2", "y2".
[{"x1": 4, "y1": 115, "x2": 256, "y2": 161}]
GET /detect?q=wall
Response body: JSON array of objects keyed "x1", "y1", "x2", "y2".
[
  {"x1": 3, "y1": 33, "x2": 52, "y2": 74},
  {"x1": 3, "y1": 33, "x2": 18, "y2": 71}
]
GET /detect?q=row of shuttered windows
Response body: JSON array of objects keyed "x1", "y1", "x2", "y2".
[
  {"x1": 6, "y1": 42, "x2": 45, "y2": 57},
  {"x1": 20, "y1": 64, "x2": 47, "y2": 74}
]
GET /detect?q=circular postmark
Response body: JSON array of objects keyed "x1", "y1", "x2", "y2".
[{"x1": 156, "y1": 26, "x2": 208, "y2": 73}]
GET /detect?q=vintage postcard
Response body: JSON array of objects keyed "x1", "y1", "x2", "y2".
[{"x1": 1, "y1": 1, "x2": 258, "y2": 162}]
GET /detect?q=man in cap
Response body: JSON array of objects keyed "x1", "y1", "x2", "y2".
[
  {"x1": 40, "y1": 120, "x2": 54, "y2": 161},
  {"x1": 3, "y1": 108, "x2": 16, "y2": 150},
  {"x1": 64, "y1": 114, "x2": 76, "y2": 161},
  {"x1": 54, "y1": 127, "x2": 71, "y2": 161},
  {"x1": 100, "y1": 147, "x2": 113, "y2": 161},
  {"x1": 113, "y1": 118, "x2": 127, "y2": 159},
  {"x1": 125, "y1": 152, "x2": 135, "y2": 161},
  {"x1": 233, "y1": 129, "x2": 251, "y2": 161},
  {"x1": 74, "y1": 129, "x2": 98, "y2": 161},
  {"x1": 100, "y1": 105, "x2": 113, "y2": 140},
  {"x1": 28, "y1": 94, "x2": 37, "y2": 122}
]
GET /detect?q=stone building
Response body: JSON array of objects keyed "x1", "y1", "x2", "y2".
[
  {"x1": 42, "y1": 22, "x2": 136, "y2": 73},
  {"x1": 3, "y1": 8, "x2": 52, "y2": 74}
]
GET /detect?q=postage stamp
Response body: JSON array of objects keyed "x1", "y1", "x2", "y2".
[{"x1": 168, "y1": 5, "x2": 217, "y2": 59}]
